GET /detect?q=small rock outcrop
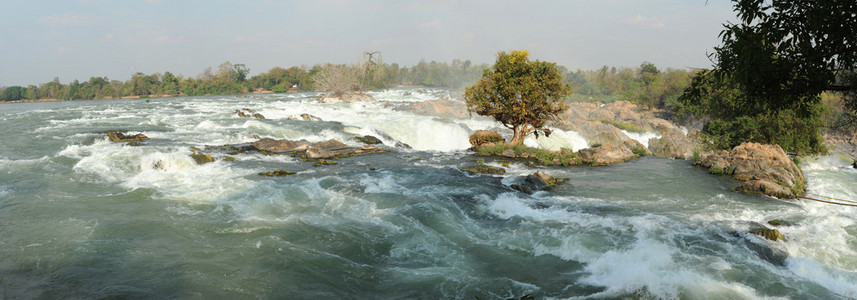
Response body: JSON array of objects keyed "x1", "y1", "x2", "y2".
[
  {"x1": 258, "y1": 169, "x2": 295, "y2": 177},
  {"x1": 354, "y1": 135, "x2": 383, "y2": 145},
  {"x1": 577, "y1": 144, "x2": 635, "y2": 166},
  {"x1": 300, "y1": 113, "x2": 322, "y2": 121},
  {"x1": 107, "y1": 131, "x2": 149, "y2": 144},
  {"x1": 511, "y1": 171, "x2": 566, "y2": 194},
  {"x1": 696, "y1": 142, "x2": 805, "y2": 199},
  {"x1": 469, "y1": 130, "x2": 505, "y2": 148},
  {"x1": 648, "y1": 128, "x2": 697, "y2": 159},
  {"x1": 236, "y1": 108, "x2": 265, "y2": 119},
  {"x1": 247, "y1": 138, "x2": 388, "y2": 159}
]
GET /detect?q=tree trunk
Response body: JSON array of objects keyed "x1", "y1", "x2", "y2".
[{"x1": 509, "y1": 124, "x2": 530, "y2": 146}]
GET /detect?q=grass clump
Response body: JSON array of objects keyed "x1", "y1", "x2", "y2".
[
  {"x1": 631, "y1": 147, "x2": 647, "y2": 157},
  {"x1": 476, "y1": 144, "x2": 582, "y2": 166},
  {"x1": 590, "y1": 118, "x2": 646, "y2": 133}
]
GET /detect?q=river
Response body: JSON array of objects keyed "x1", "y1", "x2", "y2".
[{"x1": 0, "y1": 89, "x2": 855, "y2": 299}]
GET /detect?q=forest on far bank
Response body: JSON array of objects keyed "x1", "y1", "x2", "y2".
[{"x1": 0, "y1": 59, "x2": 692, "y2": 109}]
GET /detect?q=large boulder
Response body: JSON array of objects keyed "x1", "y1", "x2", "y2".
[
  {"x1": 648, "y1": 128, "x2": 698, "y2": 159},
  {"x1": 577, "y1": 143, "x2": 635, "y2": 166},
  {"x1": 569, "y1": 120, "x2": 631, "y2": 147},
  {"x1": 469, "y1": 130, "x2": 505, "y2": 148},
  {"x1": 696, "y1": 143, "x2": 805, "y2": 199}
]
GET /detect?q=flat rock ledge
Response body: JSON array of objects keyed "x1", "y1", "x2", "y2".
[
  {"x1": 210, "y1": 137, "x2": 390, "y2": 160},
  {"x1": 696, "y1": 142, "x2": 805, "y2": 199}
]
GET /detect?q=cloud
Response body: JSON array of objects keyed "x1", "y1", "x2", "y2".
[
  {"x1": 418, "y1": 19, "x2": 442, "y2": 30},
  {"x1": 38, "y1": 14, "x2": 97, "y2": 26},
  {"x1": 622, "y1": 15, "x2": 664, "y2": 29},
  {"x1": 459, "y1": 32, "x2": 475, "y2": 43},
  {"x1": 56, "y1": 47, "x2": 73, "y2": 54},
  {"x1": 143, "y1": 0, "x2": 162, "y2": 4},
  {"x1": 232, "y1": 35, "x2": 259, "y2": 43},
  {"x1": 104, "y1": 33, "x2": 115, "y2": 40}
]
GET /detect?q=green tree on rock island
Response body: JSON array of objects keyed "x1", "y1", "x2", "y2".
[{"x1": 465, "y1": 50, "x2": 572, "y2": 146}]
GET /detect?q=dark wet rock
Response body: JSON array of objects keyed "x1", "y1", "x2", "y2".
[
  {"x1": 853, "y1": 160, "x2": 857, "y2": 169},
  {"x1": 354, "y1": 135, "x2": 383, "y2": 145},
  {"x1": 511, "y1": 171, "x2": 566, "y2": 194},
  {"x1": 258, "y1": 169, "x2": 295, "y2": 177},
  {"x1": 107, "y1": 131, "x2": 149, "y2": 143},
  {"x1": 300, "y1": 113, "x2": 322, "y2": 121},
  {"x1": 696, "y1": 142, "x2": 805, "y2": 199},
  {"x1": 469, "y1": 130, "x2": 505, "y2": 148},
  {"x1": 727, "y1": 230, "x2": 789, "y2": 267}
]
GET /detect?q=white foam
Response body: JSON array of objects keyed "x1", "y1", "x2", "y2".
[
  {"x1": 523, "y1": 127, "x2": 589, "y2": 151},
  {"x1": 621, "y1": 129, "x2": 661, "y2": 148}
]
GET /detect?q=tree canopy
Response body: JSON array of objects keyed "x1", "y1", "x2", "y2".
[
  {"x1": 464, "y1": 50, "x2": 571, "y2": 146},
  {"x1": 675, "y1": 0, "x2": 856, "y2": 155}
]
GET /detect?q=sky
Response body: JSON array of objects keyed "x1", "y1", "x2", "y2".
[{"x1": 0, "y1": 0, "x2": 737, "y2": 87}]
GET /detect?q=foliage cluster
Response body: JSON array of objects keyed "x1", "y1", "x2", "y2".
[
  {"x1": 565, "y1": 62, "x2": 696, "y2": 109},
  {"x1": 673, "y1": 0, "x2": 856, "y2": 156},
  {"x1": 1, "y1": 58, "x2": 490, "y2": 101},
  {"x1": 465, "y1": 50, "x2": 571, "y2": 145}
]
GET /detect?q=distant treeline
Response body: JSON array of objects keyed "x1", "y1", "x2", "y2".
[{"x1": 0, "y1": 60, "x2": 695, "y2": 110}]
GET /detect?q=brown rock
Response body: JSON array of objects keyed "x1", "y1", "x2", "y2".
[
  {"x1": 577, "y1": 143, "x2": 635, "y2": 166},
  {"x1": 398, "y1": 99, "x2": 468, "y2": 118},
  {"x1": 469, "y1": 130, "x2": 505, "y2": 148},
  {"x1": 695, "y1": 143, "x2": 805, "y2": 199},
  {"x1": 648, "y1": 128, "x2": 698, "y2": 159}
]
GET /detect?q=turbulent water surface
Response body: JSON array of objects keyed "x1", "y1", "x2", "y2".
[{"x1": 1, "y1": 89, "x2": 855, "y2": 299}]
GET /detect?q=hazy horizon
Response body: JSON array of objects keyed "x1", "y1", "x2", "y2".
[{"x1": 1, "y1": 0, "x2": 736, "y2": 86}]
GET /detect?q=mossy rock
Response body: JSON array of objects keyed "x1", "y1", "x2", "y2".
[
  {"x1": 191, "y1": 153, "x2": 214, "y2": 165},
  {"x1": 354, "y1": 135, "x2": 383, "y2": 145},
  {"x1": 258, "y1": 169, "x2": 296, "y2": 177},
  {"x1": 223, "y1": 156, "x2": 236, "y2": 162},
  {"x1": 107, "y1": 131, "x2": 149, "y2": 143},
  {"x1": 127, "y1": 140, "x2": 143, "y2": 146},
  {"x1": 752, "y1": 228, "x2": 786, "y2": 242},
  {"x1": 312, "y1": 159, "x2": 338, "y2": 167},
  {"x1": 461, "y1": 163, "x2": 506, "y2": 175}
]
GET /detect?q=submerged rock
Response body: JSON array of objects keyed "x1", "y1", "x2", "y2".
[
  {"x1": 258, "y1": 169, "x2": 295, "y2": 177},
  {"x1": 752, "y1": 227, "x2": 786, "y2": 242},
  {"x1": 696, "y1": 143, "x2": 805, "y2": 199},
  {"x1": 300, "y1": 113, "x2": 322, "y2": 121},
  {"x1": 461, "y1": 162, "x2": 506, "y2": 175},
  {"x1": 469, "y1": 130, "x2": 504, "y2": 148},
  {"x1": 191, "y1": 152, "x2": 214, "y2": 165},
  {"x1": 511, "y1": 171, "x2": 566, "y2": 194}
]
